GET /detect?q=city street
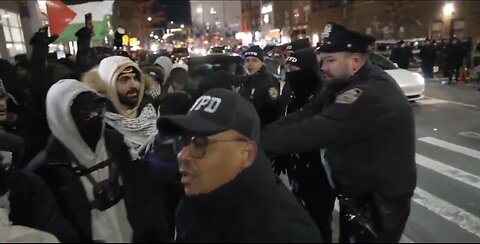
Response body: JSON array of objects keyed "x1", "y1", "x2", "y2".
[{"x1": 404, "y1": 80, "x2": 480, "y2": 242}]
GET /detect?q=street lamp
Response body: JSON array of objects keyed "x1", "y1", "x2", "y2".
[
  {"x1": 181, "y1": 24, "x2": 185, "y2": 29},
  {"x1": 170, "y1": 21, "x2": 174, "y2": 24},
  {"x1": 443, "y1": 2, "x2": 454, "y2": 16},
  {"x1": 154, "y1": 35, "x2": 159, "y2": 39},
  {"x1": 147, "y1": 17, "x2": 152, "y2": 22}
]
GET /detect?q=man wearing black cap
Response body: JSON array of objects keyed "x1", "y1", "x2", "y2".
[
  {"x1": 239, "y1": 45, "x2": 280, "y2": 127},
  {"x1": 158, "y1": 88, "x2": 322, "y2": 242},
  {"x1": 262, "y1": 22, "x2": 416, "y2": 243},
  {"x1": 286, "y1": 38, "x2": 311, "y2": 56}
]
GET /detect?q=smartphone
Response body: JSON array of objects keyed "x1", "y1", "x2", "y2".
[{"x1": 85, "y1": 13, "x2": 93, "y2": 31}]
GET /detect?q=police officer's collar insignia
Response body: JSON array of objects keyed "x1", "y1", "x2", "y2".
[
  {"x1": 268, "y1": 87, "x2": 279, "y2": 99},
  {"x1": 335, "y1": 88, "x2": 363, "y2": 104}
]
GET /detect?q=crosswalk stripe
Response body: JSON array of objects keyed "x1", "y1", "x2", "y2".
[
  {"x1": 416, "y1": 154, "x2": 480, "y2": 191},
  {"x1": 413, "y1": 187, "x2": 480, "y2": 238},
  {"x1": 333, "y1": 200, "x2": 414, "y2": 242},
  {"x1": 418, "y1": 137, "x2": 480, "y2": 160}
]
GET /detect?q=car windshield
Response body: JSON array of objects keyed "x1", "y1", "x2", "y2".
[{"x1": 370, "y1": 52, "x2": 398, "y2": 70}]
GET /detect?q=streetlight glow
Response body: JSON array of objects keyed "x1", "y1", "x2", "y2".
[
  {"x1": 147, "y1": 17, "x2": 152, "y2": 22},
  {"x1": 180, "y1": 24, "x2": 185, "y2": 28},
  {"x1": 443, "y1": 3, "x2": 454, "y2": 16},
  {"x1": 196, "y1": 7, "x2": 203, "y2": 13}
]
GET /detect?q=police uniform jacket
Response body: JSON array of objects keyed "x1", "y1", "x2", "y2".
[
  {"x1": 239, "y1": 66, "x2": 280, "y2": 127},
  {"x1": 261, "y1": 62, "x2": 417, "y2": 198}
]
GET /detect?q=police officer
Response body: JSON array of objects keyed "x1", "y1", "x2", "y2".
[
  {"x1": 261, "y1": 22, "x2": 416, "y2": 243},
  {"x1": 273, "y1": 47, "x2": 336, "y2": 242},
  {"x1": 239, "y1": 46, "x2": 280, "y2": 127}
]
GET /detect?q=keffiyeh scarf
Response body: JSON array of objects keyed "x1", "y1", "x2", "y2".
[{"x1": 104, "y1": 104, "x2": 159, "y2": 159}]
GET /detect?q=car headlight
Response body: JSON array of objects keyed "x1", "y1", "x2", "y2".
[{"x1": 413, "y1": 72, "x2": 425, "y2": 85}]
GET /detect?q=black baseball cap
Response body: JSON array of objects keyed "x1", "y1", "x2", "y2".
[
  {"x1": 157, "y1": 88, "x2": 260, "y2": 140},
  {"x1": 285, "y1": 48, "x2": 319, "y2": 71}
]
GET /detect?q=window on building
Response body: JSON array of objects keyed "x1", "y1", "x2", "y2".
[
  {"x1": 285, "y1": 11, "x2": 290, "y2": 26},
  {"x1": 293, "y1": 9, "x2": 299, "y2": 24},
  {"x1": 0, "y1": 10, "x2": 26, "y2": 59},
  {"x1": 327, "y1": 0, "x2": 347, "y2": 8},
  {"x1": 210, "y1": 7, "x2": 217, "y2": 15},
  {"x1": 303, "y1": 5, "x2": 310, "y2": 22}
]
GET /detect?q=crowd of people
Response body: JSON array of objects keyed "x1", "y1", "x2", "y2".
[
  {"x1": 389, "y1": 36, "x2": 476, "y2": 84},
  {"x1": 0, "y1": 22, "x2": 417, "y2": 243}
]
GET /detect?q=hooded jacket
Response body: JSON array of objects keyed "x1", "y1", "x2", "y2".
[
  {"x1": 43, "y1": 79, "x2": 133, "y2": 242},
  {"x1": 35, "y1": 80, "x2": 177, "y2": 242},
  {"x1": 94, "y1": 56, "x2": 159, "y2": 158},
  {"x1": 155, "y1": 56, "x2": 173, "y2": 82},
  {"x1": 97, "y1": 56, "x2": 146, "y2": 118},
  {"x1": 175, "y1": 150, "x2": 322, "y2": 242}
]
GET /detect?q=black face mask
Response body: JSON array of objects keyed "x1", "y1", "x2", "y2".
[
  {"x1": 286, "y1": 69, "x2": 322, "y2": 104},
  {"x1": 71, "y1": 92, "x2": 106, "y2": 152}
]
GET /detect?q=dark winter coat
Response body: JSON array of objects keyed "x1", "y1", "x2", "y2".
[{"x1": 175, "y1": 150, "x2": 323, "y2": 242}]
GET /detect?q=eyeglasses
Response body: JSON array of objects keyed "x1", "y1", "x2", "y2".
[{"x1": 178, "y1": 135, "x2": 250, "y2": 159}]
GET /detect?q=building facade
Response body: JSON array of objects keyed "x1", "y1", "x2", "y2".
[
  {"x1": 310, "y1": 0, "x2": 480, "y2": 41},
  {"x1": 240, "y1": 0, "x2": 480, "y2": 47},
  {"x1": 0, "y1": 0, "x2": 46, "y2": 60},
  {"x1": 191, "y1": 0, "x2": 241, "y2": 37}
]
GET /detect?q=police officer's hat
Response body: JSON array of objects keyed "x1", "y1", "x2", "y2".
[
  {"x1": 317, "y1": 22, "x2": 375, "y2": 53},
  {"x1": 243, "y1": 45, "x2": 264, "y2": 61}
]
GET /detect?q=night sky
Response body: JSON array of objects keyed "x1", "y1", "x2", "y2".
[
  {"x1": 62, "y1": 0, "x2": 192, "y2": 25},
  {"x1": 160, "y1": 0, "x2": 192, "y2": 25}
]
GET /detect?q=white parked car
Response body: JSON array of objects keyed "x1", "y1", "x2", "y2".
[{"x1": 370, "y1": 52, "x2": 425, "y2": 101}]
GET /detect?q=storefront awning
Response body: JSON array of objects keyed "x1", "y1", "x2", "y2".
[{"x1": 54, "y1": 15, "x2": 111, "y2": 44}]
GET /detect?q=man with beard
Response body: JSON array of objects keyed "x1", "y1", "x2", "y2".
[
  {"x1": 261, "y1": 22, "x2": 416, "y2": 242},
  {"x1": 271, "y1": 48, "x2": 336, "y2": 242},
  {"x1": 91, "y1": 56, "x2": 158, "y2": 159},
  {"x1": 239, "y1": 46, "x2": 280, "y2": 127},
  {"x1": 87, "y1": 56, "x2": 181, "y2": 241}
]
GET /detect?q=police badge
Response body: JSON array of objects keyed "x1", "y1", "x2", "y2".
[
  {"x1": 268, "y1": 87, "x2": 279, "y2": 99},
  {"x1": 335, "y1": 88, "x2": 363, "y2": 104},
  {"x1": 321, "y1": 23, "x2": 332, "y2": 39}
]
